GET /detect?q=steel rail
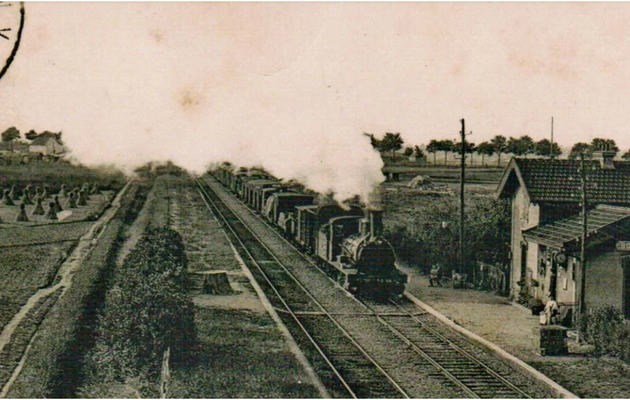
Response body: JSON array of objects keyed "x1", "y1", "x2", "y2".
[
  {"x1": 197, "y1": 178, "x2": 409, "y2": 399},
  {"x1": 209, "y1": 173, "x2": 534, "y2": 399},
  {"x1": 388, "y1": 298, "x2": 532, "y2": 398}
]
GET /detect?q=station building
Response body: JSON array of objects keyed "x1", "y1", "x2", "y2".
[{"x1": 496, "y1": 150, "x2": 630, "y2": 322}]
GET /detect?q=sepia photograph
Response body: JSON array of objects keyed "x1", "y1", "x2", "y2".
[{"x1": 2, "y1": 1, "x2": 630, "y2": 398}]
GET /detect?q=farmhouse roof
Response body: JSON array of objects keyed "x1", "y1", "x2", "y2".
[
  {"x1": 496, "y1": 158, "x2": 630, "y2": 204},
  {"x1": 30, "y1": 133, "x2": 62, "y2": 146},
  {"x1": 522, "y1": 205, "x2": 630, "y2": 249}
]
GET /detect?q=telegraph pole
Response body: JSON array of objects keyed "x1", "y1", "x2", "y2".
[
  {"x1": 578, "y1": 152, "x2": 588, "y2": 333},
  {"x1": 550, "y1": 117, "x2": 555, "y2": 159},
  {"x1": 459, "y1": 119, "x2": 466, "y2": 275}
]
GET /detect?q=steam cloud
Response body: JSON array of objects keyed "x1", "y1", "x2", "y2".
[{"x1": 3, "y1": 3, "x2": 386, "y2": 204}]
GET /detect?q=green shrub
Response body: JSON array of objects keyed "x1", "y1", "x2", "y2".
[
  {"x1": 384, "y1": 196, "x2": 511, "y2": 276},
  {"x1": 580, "y1": 306, "x2": 626, "y2": 357},
  {"x1": 89, "y1": 227, "x2": 196, "y2": 382}
]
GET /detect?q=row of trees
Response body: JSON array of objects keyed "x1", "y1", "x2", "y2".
[
  {"x1": 365, "y1": 132, "x2": 405, "y2": 161},
  {"x1": 367, "y1": 131, "x2": 630, "y2": 166},
  {"x1": 426, "y1": 136, "x2": 564, "y2": 166}
]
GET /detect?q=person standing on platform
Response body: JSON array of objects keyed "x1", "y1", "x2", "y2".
[
  {"x1": 543, "y1": 295, "x2": 559, "y2": 325},
  {"x1": 429, "y1": 264, "x2": 442, "y2": 287}
]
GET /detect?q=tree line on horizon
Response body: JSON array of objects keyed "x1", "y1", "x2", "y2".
[{"x1": 366, "y1": 131, "x2": 630, "y2": 166}]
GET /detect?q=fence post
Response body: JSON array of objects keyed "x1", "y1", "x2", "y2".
[{"x1": 160, "y1": 347, "x2": 171, "y2": 399}]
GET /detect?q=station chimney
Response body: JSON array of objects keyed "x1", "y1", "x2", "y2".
[{"x1": 593, "y1": 144, "x2": 616, "y2": 170}]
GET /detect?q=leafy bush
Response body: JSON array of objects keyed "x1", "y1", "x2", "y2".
[
  {"x1": 384, "y1": 196, "x2": 511, "y2": 276},
  {"x1": 580, "y1": 306, "x2": 627, "y2": 358},
  {"x1": 89, "y1": 227, "x2": 196, "y2": 383}
]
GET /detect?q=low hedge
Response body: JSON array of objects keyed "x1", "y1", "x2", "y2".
[{"x1": 83, "y1": 227, "x2": 196, "y2": 397}]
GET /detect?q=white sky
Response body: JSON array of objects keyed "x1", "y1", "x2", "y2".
[{"x1": 1, "y1": 2, "x2": 630, "y2": 198}]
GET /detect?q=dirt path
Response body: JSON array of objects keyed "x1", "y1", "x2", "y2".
[
  {"x1": 115, "y1": 181, "x2": 157, "y2": 267},
  {"x1": 0, "y1": 179, "x2": 133, "y2": 398}
]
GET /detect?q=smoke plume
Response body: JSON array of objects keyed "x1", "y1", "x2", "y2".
[{"x1": 2, "y1": 3, "x2": 386, "y2": 204}]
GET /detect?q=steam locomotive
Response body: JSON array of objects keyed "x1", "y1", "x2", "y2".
[{"x1": 213, "y1": 164, "x2": 408, "y2": 297}]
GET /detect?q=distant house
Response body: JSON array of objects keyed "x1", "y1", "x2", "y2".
[
  {"x1": 496, "y1": 150, "x2": 630, "y2": 322},
  {"x1": 28, "y1": 133, "x2": 65, "y2": 158}
]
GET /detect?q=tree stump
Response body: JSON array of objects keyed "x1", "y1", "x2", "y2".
[{"x1": 189, "y1": 271, "x2": 233, "y2": 295}]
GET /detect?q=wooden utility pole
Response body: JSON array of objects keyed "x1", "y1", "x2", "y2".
[
  {"x1": 550, "y1": 117, "x2": 555, "y2": 159},
  {"x1": 460, "y1": 119, "x2": 466, "y2": 275},
  {"x1": 578, "y1": 153, "x2": 588, "y2": 330}
]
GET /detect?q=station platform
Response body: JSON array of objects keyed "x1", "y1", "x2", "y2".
[
  {"x1": 402, "y1": 267, "x2": 544, "y2": 362},
  {"x1": 401, "y1": 267, "x2": 630, "y2": 398}
]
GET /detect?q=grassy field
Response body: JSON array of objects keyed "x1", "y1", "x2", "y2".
[
  {"x1": 5, "y1": 182, "x2": 150, "y2": 398},
  {"x1": 169, "y1": 307, "x2": 319, "y2": 398},
  {"x1": 168, "y1": 177, "x2": 241, "y2": 274},
  {"x1": 382, "y1": 165, "x2": 505, "y2": 184},
  {"x1": 0, "y1": 192, "x2": 114, "y2": 226},
  {"x1": 0, "y1": 289, "x2": 63, "y2": 389},
  {"x1": 381, "y1": 182, "x2": 498, "y2": 233},
  {"x1": 0, "y1": 221, "x2": 94, "y2": 247},
  {"x1": 0, "y1": 162, "x2": 122, "y2": 225},
  {"x1": 0, "y1": 218, "x2": 97, "y2": 331},
  {"x1": 0, "y1": 242, "x2": 75, "y2": 330},
  {"x1": 0, "y1": 162, "x2": 125, "y2": 193}
]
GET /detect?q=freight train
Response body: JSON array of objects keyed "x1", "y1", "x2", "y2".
[{"x1": 212, "y1": 164, "x2": 408, "y2": 297}]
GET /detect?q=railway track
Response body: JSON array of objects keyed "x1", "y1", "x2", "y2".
[
  {"x1": 196, "y1": 175, "x2": 545, "y2": 399},
  {"x1": 196, "y1": 178, "x2": 408, "y2": 399},
  {"x1": 366, "y1": 299, "x2": 532, "y2": 398}
]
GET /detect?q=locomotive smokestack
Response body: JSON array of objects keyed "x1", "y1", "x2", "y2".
[{"x1": 368, "y1": 207, "x2": 383, "y2": 238}]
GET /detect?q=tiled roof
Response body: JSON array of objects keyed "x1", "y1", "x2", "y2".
[
  {"x1": 523, "y1": 205, "x2": 630, "y2": 249},
  {"x1": 30, "y1": 133, "x2": 61, "y2": 146},
  {"x1": 497, "y1": 158, "x2": 630, "y2": 204}
]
